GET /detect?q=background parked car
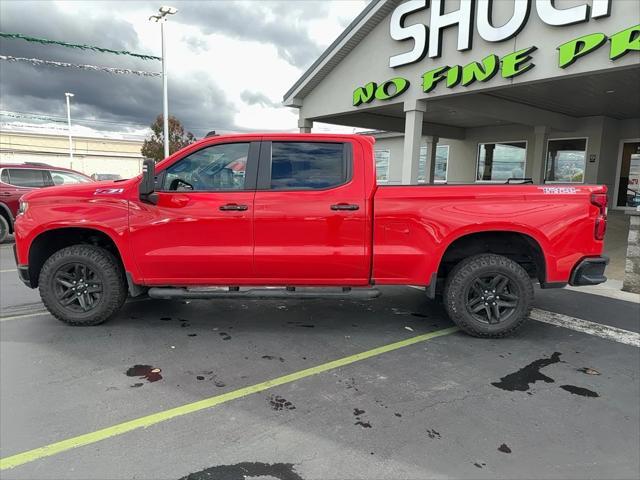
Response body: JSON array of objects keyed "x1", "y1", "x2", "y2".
[
  {"x1": 91, "y1": 173, "x2": 122, "y2": 181},
  {"x1": 0, "y1": 162, "x2": 93, "y2": 243}
]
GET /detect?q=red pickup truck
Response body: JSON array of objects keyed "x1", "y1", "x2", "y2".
[{"x1": 13, "y1": 133, "x2": 608, "y2": 337}]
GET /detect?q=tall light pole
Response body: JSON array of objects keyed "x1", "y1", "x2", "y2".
[
  {"x1": 149, "y1": 5, "x2": 178, "y2": 160},
  {"x1": 64, "y1": 92, "x2": 74, "y2": 166}
]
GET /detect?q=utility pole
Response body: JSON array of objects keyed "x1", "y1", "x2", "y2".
[
  {"x1": 64, "y1": 92, "x2": 74, "y2": 167},
  {"x1": 149, "y1": 6, "x2": 178, "y2": 160}
]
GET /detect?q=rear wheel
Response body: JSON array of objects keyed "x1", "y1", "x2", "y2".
[
  {"x1": 39, "y1": 245, "x2": 126, "y2": 326},
  {"x1": 0, "y1": 215, "x2": 9, "y2": 243},
  {"x1": 444, "y1": 254, "x2": 533, "y2": 338}
]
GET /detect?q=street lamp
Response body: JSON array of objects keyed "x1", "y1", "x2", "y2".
[
  {"x1": 149, "y1": 5, "x2": 178, "y2": 160},
  {"x1": 64, "y1": 92, "x2": 74, "y2": 166}
]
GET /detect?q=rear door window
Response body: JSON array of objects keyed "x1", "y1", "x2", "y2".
[
  {"x1": 267, "y1": 142, "x2": 349, "y2": 190},
  {"x1": 6, "y1": 169, "x2": 49, "y2": 188}
]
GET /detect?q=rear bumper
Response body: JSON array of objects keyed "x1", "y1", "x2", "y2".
[{"x1": 569, "y1": 256, "x2": 609, "y2": 286}]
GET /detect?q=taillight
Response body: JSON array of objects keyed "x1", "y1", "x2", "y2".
[{"x1": 591, "y1": 192, "x2": 608, "y2": 240}]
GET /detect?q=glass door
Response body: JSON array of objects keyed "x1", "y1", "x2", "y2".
[{"x1": 616, "y1": 142, "x2": 640, "y2": 208}]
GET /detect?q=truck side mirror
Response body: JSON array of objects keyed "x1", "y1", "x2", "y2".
[{"x1": 139, "y1": 158, "x2": 158, "y2": 205}]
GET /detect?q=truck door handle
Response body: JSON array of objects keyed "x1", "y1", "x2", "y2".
[
  {"x1": 219, "y1": 203, "x2": 248, "y2": 211},
  {"x1": 331, "y1": 203, "x2": 359, "y2": 211}
]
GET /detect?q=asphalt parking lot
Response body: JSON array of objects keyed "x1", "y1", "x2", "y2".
[{"x1": 1, "y1": 243, "x2": 639, "y2": 480}]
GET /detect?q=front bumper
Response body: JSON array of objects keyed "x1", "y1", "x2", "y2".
[
  {"x1": 13, "y1": 244, "x2": 31, "y2": 287},
  {"x1": 569, "y1": 256, "x2": 609, "y2": 286}
]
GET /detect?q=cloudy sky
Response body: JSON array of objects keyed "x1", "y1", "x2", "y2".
[{"x1": 0, "y1": 0, "x2": 369, "y2": 139}]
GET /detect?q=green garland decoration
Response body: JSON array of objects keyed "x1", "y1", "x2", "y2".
[{"x1": 0, "y1": 32, "x2": 161, "y2": 61}]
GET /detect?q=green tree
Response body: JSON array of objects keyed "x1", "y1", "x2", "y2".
[{"x1": 141, "y1": 114, "x2": 196, "y2": 162}]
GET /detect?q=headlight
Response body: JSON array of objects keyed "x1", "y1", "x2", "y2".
[{"x1": 17, "y1": 200, "x2": 28, "y2": 215}]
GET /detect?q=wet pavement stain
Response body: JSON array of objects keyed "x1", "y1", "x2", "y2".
[
  {"x1": 560, "y1": 385, "x2": 599, "y2": 397},
  {"x1": 498, "y1": 443, "x2": 512, "y2": 454},
  {"x1": 130, "y1": 383, "x2": 143, "y2": 388},
  {"x1": 187, "y1": 333, "x2": 197, "y2": 337},
  {"x1": 427, "y1": 429, "x2": 441, "y2": 439},
  {"x1": 219, "y1": 332, "x2": 232, "y2": 340},
  {"x1": 411, "y1": 312, "x2": 429, "y2": 318},
  {"x1": 262, "y1": 355, "x2": 285, "y2": 362},
  {"x1": 394, "y1": 412, "x2": 402, "y2": 417},
  {"x1": 160, "y1": 317, "x2": 172, "y2": 321},
  {"x1": 196, "y1": 376, "x2": 205, "y2": 381},
  {"x1": 473, "y1": 462, "x2": 487, "y2": 469},
  {"x1": 180, "y1": 462, "x2": 304, "y2": 480},
  {"x1": 353, "y1": 408, "x2": 371, "y2": 428},
  {"x1": 577, "y1": 367, "x2": 601, "y2": 375},
  {"x1": 269, "y1": 395, "x2": 296, "y2": 411},
  {"x1": 491, "y1": 352, "x2": 562, "y2": 392},
  {"x1": 126, "y1": 365, "x2": 162, "y2": 383}
]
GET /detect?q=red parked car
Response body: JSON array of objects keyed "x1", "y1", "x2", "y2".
[
  {"x1": 0, "y1": 162, "x2": 93, "y2": 243},
  {"x1": 13, "y1": 134, "x2": 608, "y2": 337}
]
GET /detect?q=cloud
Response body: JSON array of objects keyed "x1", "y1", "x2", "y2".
[
  {"x1": 175, "y1": 1, "x2": 327, "y2": 68},
  {"x1": 0, "y1": 1, "x2": 236, "y2": 136},
  {"x1": 240, "y1": 90, "x2": 281, "y2": 109}
]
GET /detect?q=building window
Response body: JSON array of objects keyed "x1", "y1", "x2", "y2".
[
  {"x1": 545, "y1": 138, "x2": 587, "y2": 183},
  {"x1": 375, "y1": 149, "x2": 390, "y2": 183},
  {"x1": 418, "y1": 145, "x2": 449, "y2": 183},
  {"x1": 476, "y1": 141, "x2": 527, "y2": 182}
]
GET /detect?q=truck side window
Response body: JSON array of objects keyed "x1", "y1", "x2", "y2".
[
  {"x1": 163, "y1": 143, "x2": 249, "y2": 191},
  {"x1": 5, "y1": 169, "x2": 49, "y2": 188},
  {"x1": 270, "y1": 142, "x2": 348, "y2": 190}
]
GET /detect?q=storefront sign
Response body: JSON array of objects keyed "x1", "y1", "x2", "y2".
[
  {"x1": 353, "y1": 25, "x2": 639, "y2": 106},
  {"x1": 389, "y1": 0, "x2": 612, "y2": 68}
]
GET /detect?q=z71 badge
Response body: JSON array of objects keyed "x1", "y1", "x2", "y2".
[{"x1": 94, "y1": 188, "x2": 124, "y2": 195}]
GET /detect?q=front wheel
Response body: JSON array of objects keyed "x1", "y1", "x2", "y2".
[
  {"x1": 39, "y1": 245, "x2": 127, "y2": 326},
  {"x1": 444, "y1": 254, "x2": 533, "y2": 338},
  {"x1": 0, "y1": 215, "x2": 9, "y2": 243}
]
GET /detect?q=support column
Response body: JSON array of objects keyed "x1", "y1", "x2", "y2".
[
  {"x1": 423, "y1": 136, "x2": 440, "y2": 184},
  {"x1": 531, "y1": 125, "x2": 550, "y2": 184},
  {"x1": 401, "y1": 100, "x2": 427, "y2": 185},
  {"x1": 298, "y1": 117, "x2": 313, "y2": 133}
]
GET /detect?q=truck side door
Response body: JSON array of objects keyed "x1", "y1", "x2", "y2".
[
  {"x1": 129, "y1": 140, "x2": 259, "y2": 284},
  {"x1": 253, "y1": 139, "x2": 369, "y2": 285}
]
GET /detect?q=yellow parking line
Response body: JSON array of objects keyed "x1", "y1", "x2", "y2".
[{"x1": 0, "y1": 326, "x2": 458, "y2": 470}]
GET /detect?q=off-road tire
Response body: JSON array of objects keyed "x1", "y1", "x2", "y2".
[
  {"x1": 0, "y1": 215, "x2": 9, "y2": 243},
  {"x1": 39, "y1": 245, "x2": 127, "y2": 326},
  {"x1": 444, "y1": 254, "x2": 533, "y2": 338}
]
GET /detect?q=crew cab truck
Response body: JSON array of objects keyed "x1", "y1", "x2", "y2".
[{"x1": 13, "y1": 134, "x2": 609, "y2": 337}]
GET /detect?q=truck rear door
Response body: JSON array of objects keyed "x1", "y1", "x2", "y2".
[{"x1": 253, "y1": 139, "x2": 369, "y2": 285}]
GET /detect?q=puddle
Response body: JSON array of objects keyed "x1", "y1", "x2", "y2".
[
  {"x1": 491, "y1": 352, "x2": 562, "y2": 392},
  {"x1": 560, "y1": 385, "x2": 599, "y2": 397},
  {"x1": 262, "y1": 355, "x2": 285, "y2": 362},
  {"x1": 473, "y1": 462, "x2": 487, "y2": 469},
  {"x1": 498, "y1": 443, "x2": 512, "y2": 453},
  {"x1": 353, "y1": 408, "x2": 371, "y2": 428},
  {"x1": 126, "y1": 365, "x2": 162, "y2": 383},
  {"x1": 268, "y1": 395, "x2": 296, "y2": 411},
  {"x1": 180, "y1": 462, "x2": 303, "y2": 480},
  {"x1": 187, "y1": 333, "x2": 197, "y2": 337},
  {"x1": 160, "y1": 317, "x2": 172, "y2": 321},
  {"x1": 130, "y1": 383, "x2": 143, "y2": 388},
  {"x1": 427, "y1": 429, "x2": 441, "y2": 439},
  {"x1": 219, "y1": 332, "x2": 232, "y2": 340},
  {"x1": 394, "y1": 412, "x2": 402, "y2": 417}
]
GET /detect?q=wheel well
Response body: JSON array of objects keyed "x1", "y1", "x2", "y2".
[
  {"x1": 0, "y1": 204, "x2": 13, "y2": 233},
  {"x1": 28, "y1": 228, "x2": 124, "y2": 287},
  {"x1": 438, "y1": 231, "x2": 546, "y2": 284}
]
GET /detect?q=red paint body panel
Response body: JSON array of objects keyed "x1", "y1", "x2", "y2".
[{"x1": 14, "y1": 133, "x2": 606, "y2": 289}]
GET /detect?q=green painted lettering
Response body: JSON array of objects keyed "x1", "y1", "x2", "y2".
[
  {"x1": 461, "y1": 54, "x2": 499, "y2": 86},
  {"x1": 557, "y1": 33, "x2": 607, "y2": 68},
  {"x1": 446, "y1": 65, "x2": 461, "y2": 88},
  {"x1": 502, "y1": 46, "x2": 537, "y2": 79},
  {"x1": 353, "y1": 82, "x2": 377, "y2": 106},
  {"x1": 422, "y1": 66, "x2": 449, "y2": 93},
  {"x1": 375, "y1": 77, "x2": 410, "y2": 100},
  {"x1": 609, "y1": 25, "x2": 640, "y2": 61}
]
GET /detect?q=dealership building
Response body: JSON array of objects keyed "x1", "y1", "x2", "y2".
[{"x1": 284, "y1": 0, "x2": 640, "y2": 210}]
